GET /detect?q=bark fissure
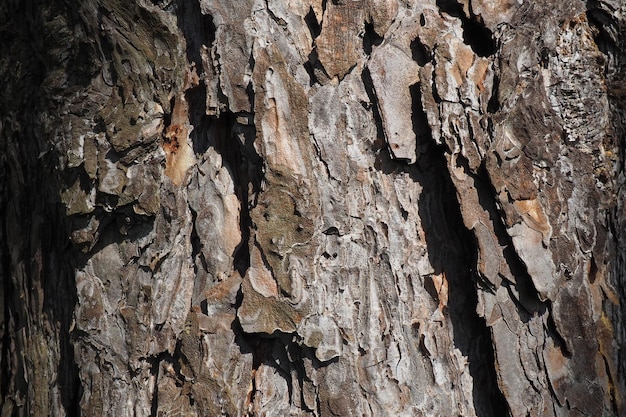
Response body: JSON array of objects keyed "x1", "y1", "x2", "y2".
[
  {"x1": 417, "y1": 149, "x2": 511, "y2": 417},
  {"x1": 435, "y1": 0, "x2": 495, "y2": 57},
  {"x1": 2, "y1": 0, "x2": 626, "y2": 415},
  {"x1": 473, "y1": 161, "x2": 548, "y2": 316}
]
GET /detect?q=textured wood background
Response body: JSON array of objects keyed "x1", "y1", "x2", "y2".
[{"x1": 1, "y1": 0, "x2": 625, "y2": 415}]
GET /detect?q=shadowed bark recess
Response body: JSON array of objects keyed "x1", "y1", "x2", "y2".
[{"x1": 1, "y1": 0, "x2": 626, "y2": 416}]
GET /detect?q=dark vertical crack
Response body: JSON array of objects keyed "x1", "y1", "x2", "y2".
[
  {"x1": 303, "y1": 3, "x2": 330, "y2": 86},
  {"x1": 362, "y1": 21, "x2": 383, "y2": 56},
  {"x1": 175, "y1": 0, "x2": 216, "y2": 72},
  {"x1": 188, "y1": 205, "x2": 206, "y2": 275},
  {"x1": 174, "y1": 4, "x2": 269, "y2": 414},
  {"x1": 199, "y1": 111, "x2": 262, "y2": 275},
  {"x1": 487, "y1": 72, "x2": 500, "y2": 113},
  {"x1": 410, "y1": 83, "x2": 432, "y2": 158},
  {"x1": 410, "y1": 36, "x2": 432, "y2": 66},
  {"x1": 304, "y1": 7, "x2": 321, "y2": 41},
  {"x1": 471, "y1": 160, "x2": 548, "y2": 317},
  {"x1": 51, "y1": 241, "x2": 82, "y2": 417},
  {"x1": 148, "y1": 355, "x2": 160, "y2": 417},
  {"x1": 360, "y1": 67, "x2": 386, "y2": 148},
  {"x1": 364, "y1": 45, "x2": 509, "y2": 413},
  {"x1": 415, "y1": 146, "x2": 511, "y2": 417}
]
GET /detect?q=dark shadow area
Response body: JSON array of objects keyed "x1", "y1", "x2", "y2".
[
  {"x1": 586, "y1": 4, "x2": 618, "y2": 58},
  {"x1": 364, "y1": 47, "x2": 509, "y2": 412},
  {"x1": 410, "y1": 83, "x2": 433, "y2": 158},
  {"x1": 175, "y1": 0, "x2": 216, "y2": 71},
  {"x1": 186, "y1": 83, "x2": 213, "y2": 155},
  {"x1": 304, "y1": 6, "x2": 321, "y2": 42},
  {"x1": 176, "y1": 0, "x2": 262, "y2": 276},
  {"x1": 45, "y1": 218, "x2": 84, "y2": 417},
  {"x1": 0, "y1": 2, "x2": 84, "y2": 415},
  {"x1": 472, "y1": 161, "x2": 548, "y2": 319},
  {"x1": 360, "y1": 67, "x2": 386, "y2": 151},
  {"x1": 416, "y1": 147, "x2": 511, "y2": 417},
  {"x1": 410, "y1": 36, "x2": 432, "y2": 66},
  {"x1": 370, "y1": 140, "x2": 510, "y2": 417},
  {"x1": 461, "y1": 16, "x2": 496, "y2": 57},
  {"x1": 196, "y1": 110, "x2": 263, "y2": 276},
  {"x1": 487, "y1": 73, "x2": 500, "y2": 113},
  {"x1": 145, "y1": 342, "x2": 192, "y2": 417},
  {"x1": 148, "y1": 353, "x2": 160, "y2": 417},
  {"x1": 174, "y1": 0, "x2": 219, "y2": 156},
  {"x1": 232, "y1": 310, "x2": 323, "y2": 415},
  {"x1": 362, "y1": 21, "x2": 383, "y2": 56},
  {"x1": 436, "y1": 0, "x2": 495, "y2": 57},
  {"x1": 303, "y1": 48, "x2": 330, "y2": 86}
]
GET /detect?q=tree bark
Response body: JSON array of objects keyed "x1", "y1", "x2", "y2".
[{"x1": 1, "y1": 0, "x2": 625, "y2": 416}]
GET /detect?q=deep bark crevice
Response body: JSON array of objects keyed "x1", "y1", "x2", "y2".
[
  {"x1": 175, "y1": 0, "x2": 216, "y2": 72},
  {"x1": 360, "y1": 67, "x2": 386, "y2": 151},
  {"x1": 363, "y1": 21, "x2": 383, "y2": 56},
  {"x1": 304, "y1": 6, "x2": 322, "y2": 42},
  {"x1": 197, "y1": 111, "x2": 262, "y2": 275},
  {"x1": 487, "y1": 73, "x2": 500, "y2": 113},
  {"x1": 410, "y1": 36, "x2": 432, "y2": 66},
  {"x1": 188, "y1": 204, "x2": 205, "y2": 275},
  {"x1": 415, "y1": 147, "x2": 511, "y2": 417},
  {"x1": 472, "y1": 161, "x2": 548, "y2": 317},
  {"x1": 363, "y1": 67, "x2": 510, "y2": 414},
  {"x1": 436, "y1": 0, "x2": 496, "y2": 57},
  {"x1": 47, "y1": 227, "x2": 83, "y2": 417},
  {"x1": 585, "y1": 2, "x2": 618, "y2": 61},
  {"x1": 148, "y1": 354, "x2": 161, "y2": 417},
  {"x1": 410, "y1": 82, "x2": 433, "y2": 158}
]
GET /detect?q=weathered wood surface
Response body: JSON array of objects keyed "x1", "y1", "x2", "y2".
[{"x1": 1, "y1": 0, "x2": 625, "y2": 416}]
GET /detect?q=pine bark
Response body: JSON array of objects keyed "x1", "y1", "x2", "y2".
[{"x1": 1, "y1": 0, "x2": 626, "y2": 416}]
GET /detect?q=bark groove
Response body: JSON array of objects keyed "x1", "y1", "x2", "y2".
[{"x1": 1, "y1": 0, "x2": 626, "y2": 416}]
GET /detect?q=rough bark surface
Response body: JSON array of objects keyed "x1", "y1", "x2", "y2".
[{"x1": 1, "y1": 0, "x2": 626, "y2": 416}]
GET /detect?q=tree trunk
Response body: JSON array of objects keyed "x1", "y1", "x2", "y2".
[{"x1": 1, "y1": 0, "x2": 625, "y2": 416}]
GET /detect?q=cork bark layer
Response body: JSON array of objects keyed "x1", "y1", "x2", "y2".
[{"x1": 1, "y1": 0, "x2": 625, "y2": 416}]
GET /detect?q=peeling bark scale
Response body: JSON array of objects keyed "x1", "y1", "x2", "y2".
[{"x1": 1, "y1": 0, "x2": 626, "y2": 416}]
